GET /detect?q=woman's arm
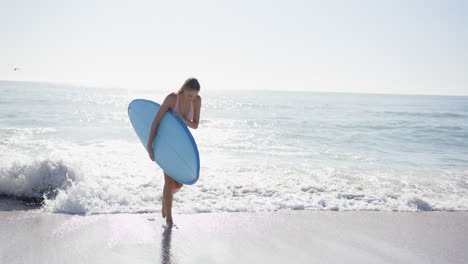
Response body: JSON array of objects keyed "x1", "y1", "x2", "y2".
[
  {"x1": 179, "y1": 96, "x2": 202, "y2": 129},
  {"x1": 147, "y1": 94, "x2": 176, "y2": 160}
]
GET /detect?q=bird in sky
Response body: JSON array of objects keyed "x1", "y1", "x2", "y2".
[{"x1": 14, "y1": 68, "x2": 21, "y2": 71}]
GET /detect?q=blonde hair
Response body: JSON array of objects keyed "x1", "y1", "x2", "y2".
[{"x1": 177, "y1": 78, "x2": 200, "y2": 94}]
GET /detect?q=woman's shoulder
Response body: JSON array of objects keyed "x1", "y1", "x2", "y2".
[
  {"x1": 165, "y1": 92, "x2": 177, "y2": 101},
  {"x1": 167, "y1": 92, "x2": 178, "y2": 98},
  {"x1": 162, "y1": 93, "x2": 177, "y2": 106}
]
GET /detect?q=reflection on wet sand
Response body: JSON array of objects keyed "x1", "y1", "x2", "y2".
[{"x1": 161, "y1": 226, "x2": 174, "y2": 264}]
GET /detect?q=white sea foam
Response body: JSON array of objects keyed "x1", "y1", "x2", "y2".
[{"x1": 38, "y1": 162, "x2": 468, "y2": 214}]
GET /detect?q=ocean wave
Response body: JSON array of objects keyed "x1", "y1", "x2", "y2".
[
  {"x1": 0, "y1": 127, "x2": 58, "y2": 145},
  {"x1": 434, "y1": 125, "x2": 463, "y2": 130},
  {"x1": 382, "y1": 111, "x2": 466, "y2": 118},
  {"x1": 0, "y1": 160, "x2": 77, "y2": 201},
  {"x1": 36, "y1": 164, "x2": 468, "y2": 214}
]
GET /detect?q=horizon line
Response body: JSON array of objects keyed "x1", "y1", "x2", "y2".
[{"x1": 1, "y1": 79, "x2": 467, "y2": 98}]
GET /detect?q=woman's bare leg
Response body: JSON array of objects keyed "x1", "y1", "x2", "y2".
[
  {"x1": 173, "y1": 181, "x2": 183, "y2": 194},
  {"x1": 161, "y1": 173, "x2": 184, "y2": 225},
  {"x1": 163, "y1": 172, "x2": 174, "y2": 225},
  {"x1": 162, "y1": 183, "x2": 182, "y2": 216}
]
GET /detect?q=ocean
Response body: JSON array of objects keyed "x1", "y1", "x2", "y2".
[{"x1": 1, "y1": 80, "x2": 467, "y2": 214}]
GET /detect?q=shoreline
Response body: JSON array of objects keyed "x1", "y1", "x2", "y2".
[{"x1": 1, "y1": 210, "x2": 467, "y2": 263}]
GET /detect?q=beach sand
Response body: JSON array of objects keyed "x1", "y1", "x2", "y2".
[{"x1": 1, "y1": 210, "x2": 467, "y2": 264}]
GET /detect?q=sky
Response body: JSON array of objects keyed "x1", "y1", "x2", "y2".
[{"x1": 1, "y1": 0, "x2": 467, "y2": 95}]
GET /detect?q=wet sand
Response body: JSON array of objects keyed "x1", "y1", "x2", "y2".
[{"x1": 1, "y1": 210, "x2": 467, "y2": 264}]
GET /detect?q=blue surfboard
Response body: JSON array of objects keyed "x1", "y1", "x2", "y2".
[{"x1": 128, "y1": 99, "x2": 200, "y2": 185}]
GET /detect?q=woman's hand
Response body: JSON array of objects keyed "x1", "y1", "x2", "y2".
[
  {"x1": 147, "y1": 144, "x2": 155, "y2": 161},
  {"x1": 173, "y1": 112, "x2": 182, "y2": 119}
]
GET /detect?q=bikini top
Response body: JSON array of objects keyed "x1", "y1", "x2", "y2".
[{"x1": 173, "y1": 94, "x2": 194, "y2": 121}]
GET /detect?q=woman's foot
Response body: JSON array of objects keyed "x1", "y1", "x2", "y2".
[{"x1": 166, "y1": 217, "x2": 173, "y2": 227}]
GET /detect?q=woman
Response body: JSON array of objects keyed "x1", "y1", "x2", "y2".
[{"x1": 147, "y1": 78, "x2": 201, "y2": 226}]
